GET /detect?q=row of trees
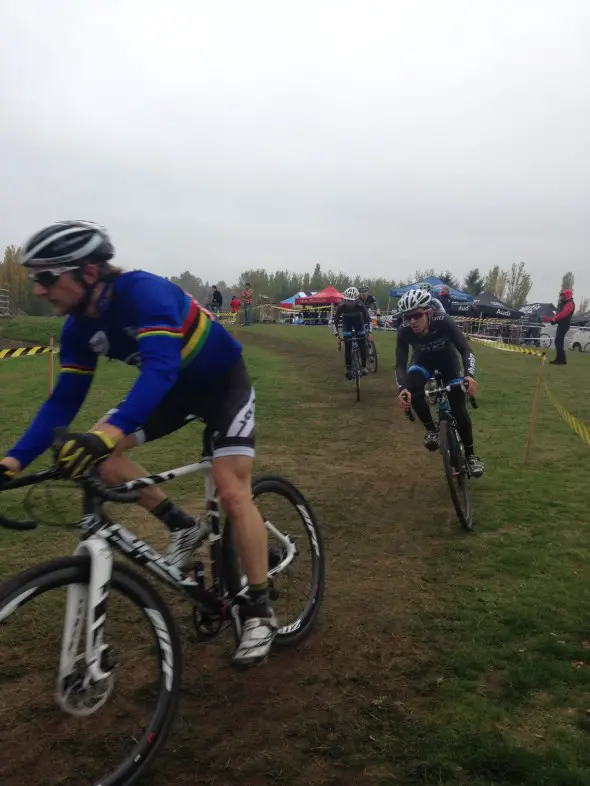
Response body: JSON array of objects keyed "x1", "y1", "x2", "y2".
[
  {"x1": 1, "y1": 244, "x2": 588, "y2": 315},
  {"x1": 0, "y1": 246, "x2": 52, "y2": 315},
  {"x1": 169, "y1": 263, "x2": 534, "y2": 310},
  {"x1": 221, "y1": 262, "x2": 537, "y2": 309}
]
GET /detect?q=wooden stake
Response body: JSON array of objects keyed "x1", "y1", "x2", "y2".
[
  {"x1": 524, "y1": 354, "x2": 546, "y2": 464},
  {"x1": 49, "y1": 335, "x2": 55, "y2": 394}
]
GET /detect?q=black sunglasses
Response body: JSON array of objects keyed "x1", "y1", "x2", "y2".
[
  {"x1": 28, "y1": 266, "x2": 79, "y2": 287},
  {"x1": 405, "y1": 311, "x2": 426, "y2": 322}
]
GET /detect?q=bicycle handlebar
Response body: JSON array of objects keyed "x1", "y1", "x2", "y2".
[
  {"x1": 401, "y1": 379, "x2": 478, "y2": 424},
  {"x1": 427, "y1": 380, "x2": 478, "y2": 409},
  {"x1": 0, "y1": 466, "x2": 140, "y2": 531}
]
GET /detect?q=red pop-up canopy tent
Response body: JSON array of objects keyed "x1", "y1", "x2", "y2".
[{"x1": 295, "y1": 285, "x2": 345, "y2": 306}]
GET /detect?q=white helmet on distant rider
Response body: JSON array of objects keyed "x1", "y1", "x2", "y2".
[
  {"x1": 398, "y1": 289, "x2": 432, "y2": 313},
  {"x1": 343, "y1": 286, "x2": 360, "y2": 301}
]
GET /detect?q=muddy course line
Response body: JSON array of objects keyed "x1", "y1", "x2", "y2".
[
  {"x1": 141, "y1": 324, "x2": 476, "y2": 786},
  {"x1": 148, "y1": 326, "x2": 474, "y2": 786}
]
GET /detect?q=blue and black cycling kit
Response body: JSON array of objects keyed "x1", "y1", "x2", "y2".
[
  {"x1": 395, "y1": 313, "x2": 476, "y2": 450},
  {"x1": 395, "y1": 313, "x2": 475, "y2": 390},
  {"x1": 333, "y1": 299, "x2": 372, "y2": 370},
  {"x1": 8, "y1": 271, "x2": 244, "y2": 468}
]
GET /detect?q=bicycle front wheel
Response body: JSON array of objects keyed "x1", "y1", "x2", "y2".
[
  {"x1": 439, "y1": 420, "x2": 473, "y2": 531},
  {"x1": 0, "y1": 557, "x2": 182, "y2": 786},
  {"x1": 223, "y1": 474, "x2": 325, "y2": 648}
]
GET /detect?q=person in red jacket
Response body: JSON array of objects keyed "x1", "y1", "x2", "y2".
[
  {"x1": 230, "y1": 294, "x2": 241, "y2": 314},
  {"x1": 542, "y1": 288, "x2": 575, "y2": 365}
]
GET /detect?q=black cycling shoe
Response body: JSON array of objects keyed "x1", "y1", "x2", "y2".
[
  {"x1": 345, "y1": 369, "x2": 353, "y2": 380},
  {"x1": 424, "y1": 431, "x2": 439, "y2": 452}
]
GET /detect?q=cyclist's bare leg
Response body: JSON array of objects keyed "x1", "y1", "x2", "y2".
[
  {"x1": 211, "y1": 454, "x2": 268, "y2": 588},
  {"x1": 212, "y1": 453, "x2": 276, "y2": 664}
]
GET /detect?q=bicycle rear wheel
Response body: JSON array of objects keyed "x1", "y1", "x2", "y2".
[
  {"x1": 222, "y1": 474, "x2": 325, "y2": 648},
  {"x1": 439, "y1": 420, "x2": 473, "y2": 531},
  {"x1": 0, "y1": 557, "x2": 182, "y2": 786}
]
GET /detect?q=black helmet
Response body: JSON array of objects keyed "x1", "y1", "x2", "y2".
[
  {"x1": 20, "y1": 220, "x2": 114, "y2": 269},
  {"x1": 358, "y1": 285, "x2": 369, "y2": 294}
]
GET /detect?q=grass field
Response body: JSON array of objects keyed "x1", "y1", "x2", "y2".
[{"x1": 0, "y1": 320, "x2": 589, "y2": 785}]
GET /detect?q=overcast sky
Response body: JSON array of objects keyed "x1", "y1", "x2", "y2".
[{"x1": 1, "y1": 0, "x2": 589, "y2": 303}]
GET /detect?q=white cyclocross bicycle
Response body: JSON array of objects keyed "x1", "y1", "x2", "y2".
[{"x1": 0, "y1": 456, "x2": 324, "y2": 786}]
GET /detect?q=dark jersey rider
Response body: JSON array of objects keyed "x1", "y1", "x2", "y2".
[
  {"x1": 394, "y1": 288, "x2": 484, "y2": 478},
  {"x1": 333, "y1": 287, "x2": 372, "y2": 378}
]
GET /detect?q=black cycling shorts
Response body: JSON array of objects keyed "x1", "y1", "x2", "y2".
[{"x1": 104, "y1": 358, "x2": 255, "y2": 460}]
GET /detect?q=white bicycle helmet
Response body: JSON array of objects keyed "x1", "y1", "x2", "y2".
[
  {"x1": 20, "y1": 220, "x2": 114, "y2": 269},
  {"x1": 420, "y1": 282, "x2": 432, "y2": 292},
  {"x1": 398, "y1": 289, "x2": 432, "y2": 313},
  {"x1": 343, "y1": 286, "x2": 360, "y2": 301}
]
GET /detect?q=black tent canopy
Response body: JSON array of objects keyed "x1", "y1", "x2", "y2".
[
  {"x1": 520, "y1": 302, "x2": 557, "y2": 321},
  {"x1": 452, "y1": 292, "x2": 523, "y2": 320}
]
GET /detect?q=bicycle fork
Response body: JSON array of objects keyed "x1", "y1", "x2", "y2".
[{"x1": 56, "y1": 535, "x2": 115, "y2": 716}]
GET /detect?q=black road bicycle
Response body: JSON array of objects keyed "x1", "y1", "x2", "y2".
[
  {"x1": 405, "y1": 370, "x2": 478, "y2": 531},
  {"x1": 0, "y1": 458, "x2": 325, "y2": 786}
]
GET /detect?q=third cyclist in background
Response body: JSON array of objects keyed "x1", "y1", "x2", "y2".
[
  {"x1": 395, "y1": 288, "x2": 484, "y2": 478},
  {"x1": 333, "y1": 287, "x2": 372, "y2": 379},
  {"x1": 359, "y1": 285, "x2": 378, "y2": 314}
]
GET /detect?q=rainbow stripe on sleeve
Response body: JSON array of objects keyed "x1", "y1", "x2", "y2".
[
  {"x1": 136, "y1": 326, "x2": 184, "y2": 340},
  {"x1": 61, "y1": 364, "x2": 95, "y2": 376},
  {"x1": 132, "y1": 294, "x2": 212, "y2": 365}
]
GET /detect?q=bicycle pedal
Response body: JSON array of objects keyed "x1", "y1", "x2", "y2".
[{"x1": 192, "y1": 606, "x2": 224, "y2": 639}]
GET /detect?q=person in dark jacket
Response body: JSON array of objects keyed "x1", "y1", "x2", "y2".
[
  {"x1": 437, "y1": 285, "x2": 453, "y2": 315},
  {"x1": 211, "y1": 285, "x2": 223, "y2": 313},
  {"x1": 543, "y1": 288, "x2": 575, "y2": 365}
]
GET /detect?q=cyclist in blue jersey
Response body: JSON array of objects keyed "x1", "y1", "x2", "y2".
[{"x1": 0, "y1": 220, "x2": 276, "y2": 666}]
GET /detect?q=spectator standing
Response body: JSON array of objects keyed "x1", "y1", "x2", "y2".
[
  {"x1": 242, "y1": 282, "x2": 253, "y2": 326},
  {"x1": 542, "y1": 288, "x2": 575, "y2": 365},
  {"x1": 211, "y1": 285, "x2": 223, "y2": 313},
  {"x1": 437, "y1": 285, "x2": 453, "y2": 315},
  {"x1": 230, "y1": 294, "x2": 241, "y2": 314}
]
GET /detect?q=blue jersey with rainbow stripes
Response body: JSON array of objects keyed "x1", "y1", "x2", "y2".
[{"x1": 8, "y1": 271, "x2": 242, "y2": 468}]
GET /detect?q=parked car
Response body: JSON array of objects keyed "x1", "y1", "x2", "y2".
[
  {"x1": 538, "y1": 322, "x2": 590, "y2": 352},
  {"x1": 568, "y1": 323, "x2": 590, "y2": 352}
]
